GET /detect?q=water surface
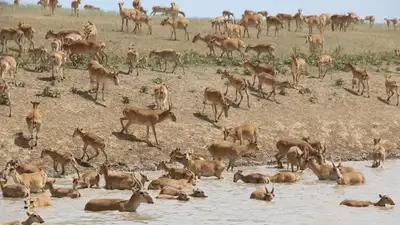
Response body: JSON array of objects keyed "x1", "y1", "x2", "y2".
[{"x1": 1, "y1": 160, "x2": 399, "y2": 225}]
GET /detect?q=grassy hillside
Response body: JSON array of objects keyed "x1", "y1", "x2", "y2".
[{"x1": 1, "y1": 3, "x2": 400, "y2": 172}]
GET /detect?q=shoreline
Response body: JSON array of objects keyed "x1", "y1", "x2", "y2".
[
  {"x1": 1, "y1": 146, "x2": 399, "y2": 175},
  {"x1": 90, "y1": 151, "x2": 400, "y2": 172}
]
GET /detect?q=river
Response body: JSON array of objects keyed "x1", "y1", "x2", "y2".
[{"x1": 0, "y1": 160, "x2": 399, "y2": 225}]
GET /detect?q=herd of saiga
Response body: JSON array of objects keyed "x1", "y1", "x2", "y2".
[{"x1": 1, "y1": 0, "x2": 399, "y2": 224}]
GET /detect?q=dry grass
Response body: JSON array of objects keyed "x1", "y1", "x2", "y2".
[{"x1": 1, "y1": 3, "x2": 400, "y2": 172}]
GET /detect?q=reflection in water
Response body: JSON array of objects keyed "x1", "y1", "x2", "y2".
[{"x1": 0, "y1": 161, "x2": 399, "y2": 225}]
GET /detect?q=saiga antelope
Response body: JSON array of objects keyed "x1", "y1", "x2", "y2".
[
  {"x1": 118, "y1": 2, "x2": 140, "y2": 32},
  {"x1": 126, "y1": 46, "x2": 139, "y2": 76},
  {"x1": 40, "y1": 148, "x2": 80, "y2": 176},
  {"x1": 222, "y1": 10, "x2": 235, "y2": 21},
  {"x1": 250, "y1": 182, "x2": 275, "y2": 201},
  {"x1": 286, "y1": 146, "x2": 305, "y2": 172},
  {"x1": 119, "y1": 103, "x2": 177, "y2": 145},
  {"x1": 48, "y1": 0, "x2": 58, "y2": 15},
  {"x1": 0, "y1": 55, "x2": 17, "y2": 85},
  {"x1": 255, "y1": 72, "x2": 288, "y2": 102},
  {"x1": 316, "y1": 54, "x2": 332, "y2": 79},
  {"x1": 84, "y1": 4, "x2": 100, "y2": 10},
  {"x1": 364, "y1": 15, "x2": 375, "y2": 28},
  {"x1": 84, "y1": 21, "x2": 98, "y2": 40},
  {"x1": 233, "y1": 170, "x2": 268, "y2": 183},
  {"x1": 305, "y1": 32, "x2": 324, "y2": 54},
  {"x1": 62, "y1": 40, "x2": 108, "y2": 65},
  {"x1": 202, "y1": 87, "x2": 231, "y2": 122},
  {"x1": 266, "y1": 16, "x2": 284, "y2": 37},
  {"x1": 44, "y1": 29, "x2": 83, "y2": 42},
  {"x1": 71, "y1": 0, "x2": 81, "y2": 17},
  {"x1": 0, "y1": 78, "x2": 11, "y2": 117},
  {"x1": 61, "y1": 33, "x2": 82, "y2": 43},
  {"x1": 87, "y1": 60, "x2": 120, "y2": 101},
  {"x1": 344, "y1": 62, "x2": 370, "y2": 98},
  {"x1": 224, "y1": 20, "x2": 244, "y2": 38},
  {"x1": 395, "y1": 49, "x2": 400, "y2": 57},
  {"x1": 384, "y1": 18, "x2": 398, "y2": 30},
  {"x1": 44, "y1": 180, "x2": 81, "y2": 198},
  {"x1": 275, "y1": 138, "x2": 320, "y2": 168},
  {"x1": 305, "y1": 15, "x2": 322, "y2": 34},
  {"x1": 4, "y1": 159, "x2": 41, "y2": 174},
  {"x1": 84, "y1": 187, "x2": 154, "y2": 212},
  {"x1": 0, "y1": 178, "x2": 30, "y2": 198},
  {"x1": 384, "y1": 75, "x2": 399, "y2": 106},
  {"x1": 276, "y1": 13, "x2": 294, "y2": 31},
  {"x1": 165, "y1": 2, "x2": 181, "y2": 19},
  {"x1": 51, "y1": 50, "x2": 67, "y2": 82},
  {"x1": 26, "y1": 101, "x2": 42, "y2": 149},
  {"x1": 302, "y1": 157, "x2": 336, "y2": 180},
  {"x1": 157, "y1": 161, "x2": 194, "y2": 180},
  {"x1": 207, "y1": 38, "x2": 245, "y2": 58},
  {"x1": 7, "y1": 166, "x2": 47, "y2": 193},
  {"x1": 340, "y1": 194, "x2": 395, "y2": 207},
  {"x1": 192, "y1": 33, "x2": 228, "y2": 56},
  {"x1": 223, "y1": 123, "x2": 258, "y2": 145},
  {"x1": 243, "y1": 10, "x2": 255, "y2": 15},
  {"x1": 160, "y1": 17, "x2": 190, "y2": 41},
  {"x1": 150, "y1": 5, "x2": 170, "y2": 16},
  {"x1": 319, "y1": 13, "x2": 331, "y2": 31},
  {"x1": 291, "y1": 54, "x2": 307, "y2": 87},
  {"x1": 301, "y1": 136, "x2": 327, "y2": 160},
  {"x1": 183, "y1": 153, "x2": 225, "y2": 179},
  {"x1": 17, "y1": 22, "x2": 36, "y2": 51},
  {"x1": 211, "y1": 16, "x2": 225, "y2": 34},
  {"x1": 370, "y1": 138, "x2": 386, "y2": 168},
  {"x1": 2, "y1": 212, "x2": 45, "y2": 225},
  {"x1": 243, "y1": 61, "x2": 278, "y2": 84},
  {"x1": 245, "y1": 44, "x2": 275, "y2": 59},
  {"x1": 149, "y1": 49, "x2": 185, "y2": 75},
  {"x1": 72, "y1": 170, "x2": 100, "y2": 189},
  {"x1": 241, "y1": 14, "x2": 262, "y2": 38},
  {"x1": 131, "y1": 14, "x2": 152, "y2": 35},
  {"x1": 0, "y1": 27, "x2": 24, "y2": 57},
  {"x1": 37, "y1": 0, "x2": 58, "y2": 15},
  {"x1": 27, "y1": 46, "x2": 48, "y2": 72},
  {"x1": 72, "y1": 127, "x2": 108, "y2": 162},
  {"x1": 332, "y1": 162, "x2": 366, "y2": 185},
  {"x1": 154, "y1": 83, "x2": 171, "y2": 110},
  {"x1": 294, "y1": 9, "x2": 304, "y2": 31},
  {"x1": 190, "y1": 189, "x2": 208, "y2": 198},
  {"x1": 220, "y1": 69, "x2": 250, "y2": 108}
]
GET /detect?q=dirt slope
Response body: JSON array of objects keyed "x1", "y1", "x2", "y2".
[{"x1": 0, "y1": 5, "x2": 400, "y2": 173}]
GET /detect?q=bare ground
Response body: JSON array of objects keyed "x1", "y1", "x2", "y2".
[{"x1": 1, "y1": 6, "x2": 400, "y2": 174}]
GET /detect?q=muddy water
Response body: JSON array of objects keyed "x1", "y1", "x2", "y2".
[{"x1": 0, "y1": 160, "x2": 399, "y2": 225}]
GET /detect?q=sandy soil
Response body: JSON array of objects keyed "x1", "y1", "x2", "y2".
[{"x1": 1, "y1": 5, "x2": 400, "y2": 174}]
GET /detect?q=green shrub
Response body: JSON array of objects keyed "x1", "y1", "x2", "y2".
[
  {"x1": 36, "y1": 86, "x2": 61, "y2": 98},
  {"x1": 122, "y1": 96, "x2": 130, "y2": 104},
  {"x1": 0, "y1": 93, "x2": 9, "y2": 105},
  {"x1": 335, "y1": 78, "x2": 344, "y2": 87}
]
